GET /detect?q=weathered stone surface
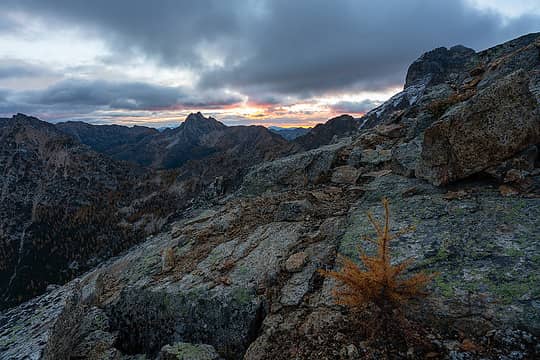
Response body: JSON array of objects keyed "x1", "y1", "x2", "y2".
[
  {"x1": 359, "y1": 147, "x2": 392, "y2": 165},
  {"x1": 280, "y1": 241, "x2": 335, "y2": 307},
  {"x1": 346, "y1": 145, "x2": 364, "y2": 167},
  {"x1": 274, "y1": 200, "x2": 313, "y2": 222},
  {"x1": 284, "y1": 252, "x2": 308, "y2": 273},
  {"x1": 340, "y1": 174, "x2": 540, "y2": 334},
  {"x1": 69, "y1": 307, "x2": 119, "y2": 360},
  {"x1": 391, "y1": 138, "x2": 422, "y2": 177},
  {"x1": 477, "y1": 33, "x2": 540, "y2": 90},
  {"x1": 361, "y1": 169, "x2": 392, "y2": 178},
  {"x1": 416, "y1": 70, "x2": 540, "y2": 185},
  {"x1": 330, "y1": 165, "x2": 360, "y2": 184},
  {"x1": 374, "y1": 123, "x2": 405, "y2": 138},
  {"x1": 0, "y1": 283, "x2": 82, "y2": 359},
  {"x1": 240, "y1": 140, "x2": 349, "y2": 195},
  {"x1": 160, "y1": 342, "x2": 222, "y2": 360},
  {"x1": 484, "y1": 145, "x2": 538, "y2": 182},
  {"x1": 108, "y1": 285, "x2": 263, "y2": 358}
]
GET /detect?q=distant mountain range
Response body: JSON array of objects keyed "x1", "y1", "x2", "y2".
[
  {"x1": 268, "y1": 126, "x2": 310, "y2": 140},
  {"x1": 293, "y1": 114, "x2": 360, "y2": 150},
  {"x1": 57, "y1": 112, "x2": 298, "y2": 169}
]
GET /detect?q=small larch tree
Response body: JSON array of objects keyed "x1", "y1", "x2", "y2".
[{"x1": 320, "y1": 198, "x2": 434, "y2": 341}]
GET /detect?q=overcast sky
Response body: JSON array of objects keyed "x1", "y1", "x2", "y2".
[{"x1": 0, "y1": 0, "x2": 539, "y2": 127}]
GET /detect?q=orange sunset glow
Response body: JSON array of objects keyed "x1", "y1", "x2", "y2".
[{"x1": 71, "y1": 88, "x2": 399, "y2": 128}]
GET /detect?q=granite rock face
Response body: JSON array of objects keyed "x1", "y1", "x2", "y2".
[{"x1": 416, "y1": 70, "x2": 540, "y2": 185}]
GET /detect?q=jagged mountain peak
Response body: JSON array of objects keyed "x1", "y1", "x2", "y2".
[
  {"x1": 171, "y1": 112, "x2": 226, "y2": 138},
  {"x1": 183, "y1": 111, "x2": 224, "y2": 127},
  {"x1": 3, "y1": 113, "x2": 54, "y2": 129},
  {"x1": 185, "y1": 111, "x2": 211, "y2": 122},
  {"x1": 404, "y1": 44, "x2": 476, "y2": 89}
]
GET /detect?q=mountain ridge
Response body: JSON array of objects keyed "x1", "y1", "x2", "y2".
[{"x1": 56, "y1": 111, "x2": 294, "y2": 169}]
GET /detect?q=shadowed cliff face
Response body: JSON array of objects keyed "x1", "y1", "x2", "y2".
[
  {"x1": 0, "y1": 114, "x2": 157, "y2": 308},
  {"x1": 1, "y1": 33, "x2": 540, "y2": 359}
]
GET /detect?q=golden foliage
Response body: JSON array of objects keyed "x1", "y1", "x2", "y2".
[{"x1": 320, "y1": 198, "x2": 434, "y2": 313}]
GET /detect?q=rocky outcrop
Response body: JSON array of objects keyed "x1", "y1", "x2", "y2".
[
  {"x1": 416, "y1": 70, "x2": 540, "y2": 185},
  {"x1": 404, "y1": 45, "x2": 476, "y2": 89},
  {"x1": 240, "y1": 140, "x2": 350, "y2": 195}
]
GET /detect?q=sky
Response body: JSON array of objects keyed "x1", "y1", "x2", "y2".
[{"x1": 0, "y1": 0, "x2": 539, "y2": 128}]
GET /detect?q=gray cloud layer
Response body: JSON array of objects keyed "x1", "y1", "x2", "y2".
[
  {"x1": 27, "y1": 80, "x2": 241, "y2": 109},
  {"x1": 0, "y1": 0, "x2": 539, "y2": 120},
  {"x1": 0, "y1": 60, "x2": 53, "y2": 79},
  {"x1": 0, "y1": 80, "x2": 242, "y2": 120}
]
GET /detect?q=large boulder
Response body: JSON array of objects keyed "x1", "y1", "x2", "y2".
[{"x1": 416, "y1": 70, "x2": 540, "y2": 185}]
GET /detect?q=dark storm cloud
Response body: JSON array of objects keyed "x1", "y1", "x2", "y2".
[
  {"x1": 0, "y1": 80, "x2": 242, "y2": 119},
  {"x1": 0, "y1": 60, "x2": 54, "y2": 79},
  {"x1": 0, "y1": 0, "x2": 539, "y2": 102},
  {"x1": 28, "y1": 80, "x2": 184, "y2": 109},
  {"x1": 201, "y1": 0, "x2": 540, "y2": 95},
  {"x1": 2, "y1": 0, "x2": 248, "y2": 67},
  {"x1": 330, "y1": 100, "x2": 383, "y2": 114}
]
